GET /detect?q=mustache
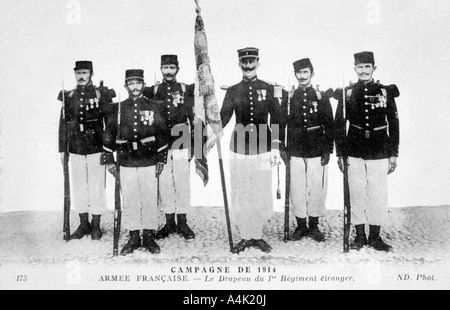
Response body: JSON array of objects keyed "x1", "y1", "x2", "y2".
[
  {"x1": 164, "y1": 74, "x2": 175, "y2": 78},
  {"x1": 78, "y1": 78, "x2": 86, "y2": 82},
  {"x1": 242, "y1": 66, "x2": 257, "y2": 72}
]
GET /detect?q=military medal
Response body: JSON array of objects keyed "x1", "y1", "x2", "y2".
[
  {"x1": 312, "y1": 102, "x2": 318, "y2": 113},
  {"x1": 257, "y1": 90, "x2": 262, "y2": 102},
  {"x1": 261, "y1": 90, "x2": 267, "y2": 101}
]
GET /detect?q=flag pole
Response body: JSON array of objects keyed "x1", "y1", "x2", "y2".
[{"x1": 194, "y1": 0, "x2": 234, "y2": 252}]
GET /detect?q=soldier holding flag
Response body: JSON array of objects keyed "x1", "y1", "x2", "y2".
[
  {"x1": 280, "y1": 58, "x2": 334, "y2": 243},
  {"x1": 58, "y1": 61, "x2": 115, "y2": 241},
  {"x1": 104, "y1": 69, "x2": 170, "y2": 255},
  {"x1": 220, "y1": 47, "x2": 283, "y2": 254},
  {"x1": 335, "y1": 52, "x2": 399, "y2": 252},
  {"x1": 143, "y1": 55, "x2": 196, "y2": 241}
]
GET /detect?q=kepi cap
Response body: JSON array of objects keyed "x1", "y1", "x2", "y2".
[
  {"x1": 125, "y1": 69, "x2": 145, "y2": 81},
  {"x1": 293, "y1": 58, "x2": 314, "y2": 72},
  {"x1": 238, "y1": 47, "x2": 259, "y2": 60},
  {"x1": 161, "y1": 55, "x2": 179, "y2": 66},
  {"x1": 354, "y1": 51, "x2": 375, "y2": 65},
  {"x1": 74, "y1": 61, "x2": 93, "y2": 71}
]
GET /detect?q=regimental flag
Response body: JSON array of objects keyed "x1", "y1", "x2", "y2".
[{"x1": 192, "y1": 0, "x2": 223, "y2": 186}]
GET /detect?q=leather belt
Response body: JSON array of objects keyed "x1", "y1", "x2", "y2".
[{"x1": 351, "y1": 124, "x2": 388, "y2": 139}]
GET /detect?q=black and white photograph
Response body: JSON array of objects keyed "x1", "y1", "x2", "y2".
[{"x1": 0, "y1": 0, "x2": 449, "y2": 292}]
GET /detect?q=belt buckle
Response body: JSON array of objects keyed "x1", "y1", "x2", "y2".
[
  {"x1": 133, "y1": 142, "x2": 138, "y2": 150},
  {"x1": 365, "y1": 131, "x2": 370, "y2": 139}
]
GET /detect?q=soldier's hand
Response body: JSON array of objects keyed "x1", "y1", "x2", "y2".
[
  {"x1": 107, "y1": 164, "x2": 116, "y2": 177},
  {"x1": 156, "y1": 163, "x2": 164, "y2": 178},
  {"x1": 321, "y1": 153, "x2": 330, "y2": 166},
  {"x1": 60, "y1": 152, "x2": 65, "y2": 166},
  {"x1": 388, "y1": 157, "x2": 397, "y2": 175}
]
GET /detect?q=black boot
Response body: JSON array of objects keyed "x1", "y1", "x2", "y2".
[
  {"x1": 155, "y1": 214, "x2": 176, "y2": 240},
  {"x1": 143, "y1": 230, "x2": 161, "y2": 254},
  {"x1": 252, "y1": 239, "x2": 273, "y2": 253},
  {"x1": 70, "y1": 213, "x2": 91, "y2": 240},
  {"x1": 231, "y1": 240, "x2": 252, "y2": 254},
  {"x1": 176, "y1": 214, "x2": 195, "y2": 240},
  {"x1": 350, "y1": 224, "x2": 368, "y2": 250},
  {"x1": 308, "y1": 217, "x2": 325, "y2": 242},
  {"x1": 91, "y1": 215, "x2": 103, "y2": 241},
  {"x1": 291, "y1": 217, "x2": 309, "y2": 241},
  {"x1": 368, "y1": 225, "x2": 393, "y2": 252},
  {"x1": 120, "y1": 230, "x2": 141, "y2": 256}
]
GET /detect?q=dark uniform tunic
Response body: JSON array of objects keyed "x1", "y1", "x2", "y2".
[
  {"x1": 103, "y1": 97, "x2": 169, "y2": 167},
  {"x1": 281, "y1": 86, "x2": 334, "y2": 158},
  {"x1": 335, "y1": 80, "x2": 399, "y2": 160},
  {"x1": 144, "y1": 81, "x2": 195, "y2": 150},
  {"x1": 58, "y1": 83, "x2": 113, "y2": 154},
  {"x1": 221, "y1": 77, "x2": 282, "y2": 155}
]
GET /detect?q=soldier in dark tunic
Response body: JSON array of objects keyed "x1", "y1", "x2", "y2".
[
  {"x1": 335, "y1": 52, "x2": 400, "y2": 252},
  {"x1": 58, "y1": 61, "x2": 115, "y2": 241},
  {"x1": 103, "y1": 69, "x2": 169, "y2": 255},
  {"x1": 280, "y1": 58, "x2": 334, "y2": 242},
  {"x1": 220, "y1": 47, "x2": 283, "y2": 254},
  {"x1": 143, "y1": 55, "x2": 196, "y2": 241}
]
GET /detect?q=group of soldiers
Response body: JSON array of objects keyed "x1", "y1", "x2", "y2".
[{"x1": 58, "y1": 49, "x2": 399, "y2": 256}]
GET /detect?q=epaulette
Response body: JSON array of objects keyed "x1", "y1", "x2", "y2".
[{"x1": 377, "y1": 81, "x2": 400, "y2": 98}]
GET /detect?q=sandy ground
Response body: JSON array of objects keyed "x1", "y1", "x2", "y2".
[{"x1": 0, "y1": 206, "x2": 449, "y2": 267}]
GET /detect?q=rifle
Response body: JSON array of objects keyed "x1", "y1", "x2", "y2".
[
  {"x1": 341, "y1": 77, "x2": 351, "y2": 253},
  {"x1": 284, "y1": 83, "x2": 294, "y2": 243},
  {"x1": 113, "y1": 94, "x2": 122, "y2": 257},
  {"x1": 62, "y1": 77, "x2": 71, "y2": 241}
]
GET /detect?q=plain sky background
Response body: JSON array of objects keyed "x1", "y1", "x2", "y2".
[{"x1": 1, "y1": 0, "x2": 450, "y2": 212}]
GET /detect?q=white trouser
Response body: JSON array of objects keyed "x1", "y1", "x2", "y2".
[
  {"x1": 230, "y1": 152, "x2": 273, "y2": 240},
  {"x1": 159, "y1": 149, "x2": 191, "y2": 215},
  {"x1": 290, "y1": 157, "x2": 328, "y2": 219},
  {"x1": 70, "y1": 153, "x2": 106, "y2": 215},
  {"x1": 120, "y1": 166, "x2": 158, "y2": 231},
  {"x1": 348, "y1": 157, "x2": 389, "y2": 226}
]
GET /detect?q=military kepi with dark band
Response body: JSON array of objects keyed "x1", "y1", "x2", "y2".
[
  {"x1": 74, "y1": 61, "x2": 93, "y2": 71},
  {"x1": 354, "y1": 51, "x2": 375, "y2": 65},
  {"x1": 293, "y1": 58, "x2": 314, "y2": 72},
  {"x1": 125, "y1": 69, "x2": 145, "y2": 81},
  {"x1": 161, "y1": 55, "x2": 179, "y2": 66},
  {"x1": 238, "y1": 47, "x2": 259, "y2": 60}
]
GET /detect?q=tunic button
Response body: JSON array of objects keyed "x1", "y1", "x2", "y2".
[
  {"x1": 80, "y1": 98, "x2": 84, "y2": 101},
  {"x1": 365, "y1": 89, "x2": 368, "y2": 92},
  {"x1": 366, "y1": 116, "x2": 369, "y2": 120},
  {"x1": 250, "y1": 97, "x2": 253, "y2": 100},
  {"x1": 80, "y1": 112, "x2": 84, "y2": 114},
  {"x1": 168, "y1": 99, "x2": 171, "y2": 102},
  {"x1": 167, "y1": 105, "x2": 170, "y2": 108},
  {"x1": 134, "y1": 116, "x2": 138, "y2": 119},
  {"x1": 80, "y1": 105, "x2": 84, "y2": 108},
  {"x1": 365, "y1": 110, "x2": 369, "y2": 113},
  {"x1": 366, "y1": 123, "x2": 370, "y2": 127},
  {"x1": 134, "y1": 110, "x2": 137, "y2": 113},
  {"x1": 134, "y1": 122, "x2": 138, "y2": 125},
  {"x1": 135, "y1": 135, "x2": 138, "y2": 138},
  {"x1": 249, "y1": 87, "x2": 253, "y2": 90},
  {"x1": 168, "y1": 87, "x2": 171, "y2": 90},
  {"x1": 134, "y1": 129, "x2": 137, "y2": 132}
]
